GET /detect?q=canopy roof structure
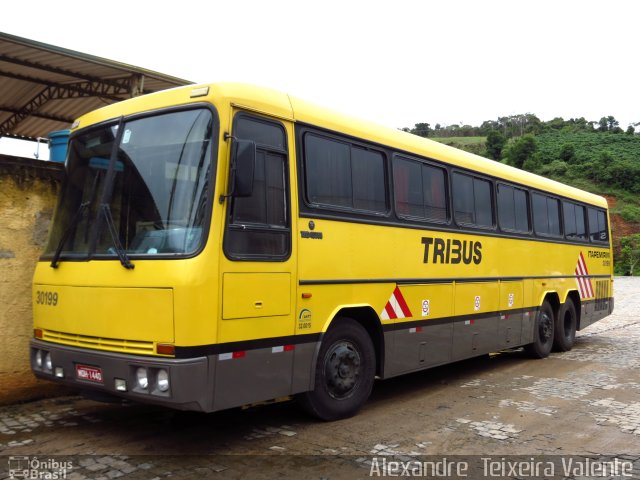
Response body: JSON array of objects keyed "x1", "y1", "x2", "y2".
[{"x1": 0, "y1": 32, "x2": 193, "y2": 141}]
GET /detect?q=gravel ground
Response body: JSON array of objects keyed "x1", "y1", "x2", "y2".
[{"x1": 1, "y1": 277, "x2": 639, "y2": 479}]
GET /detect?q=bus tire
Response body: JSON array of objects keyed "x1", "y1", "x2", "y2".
[
  {"x1": 524, "y1": 300, "x2": 555, "y2": 359},
  {"x1": 299, "y1": 318, "x2": 375, "y2": 421},
  {"x1": 553, "y1": 299, "x2": 577, "y2": 352}
]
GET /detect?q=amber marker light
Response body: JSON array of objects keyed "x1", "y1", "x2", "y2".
[
  {"x1": 156, "y1": 344, "x2": 175, "y2": 356},
  {"x1": 34, "y1": 329, "x2": 43, "y2": 339},
  {"x1": 302, "y1": 293, "x2": 312, "y2": 299}
]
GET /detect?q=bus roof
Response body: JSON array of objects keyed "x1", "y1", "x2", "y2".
[
  {"x1": 287, "y1": 93, "x2": 607, "y2": 209},
  {"x1": 75, "y1": 83, "x2": 608, "y2": 209}
]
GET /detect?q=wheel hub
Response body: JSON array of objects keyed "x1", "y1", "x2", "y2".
[
  {"x1": 540, "y1": 312, "x2": 553, "y2": 341},
  {"x1": 325, "y1": 342, "x2": 361, "y2": 399}
]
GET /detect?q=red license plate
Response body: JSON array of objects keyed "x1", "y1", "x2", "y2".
[{"x1": 75, "y1": 364, "x2": 103, "y2": 383}]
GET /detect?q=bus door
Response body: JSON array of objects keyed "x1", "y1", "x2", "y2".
[{"x1": 215, "y1": 111, "x2": 296, "y2": 410}]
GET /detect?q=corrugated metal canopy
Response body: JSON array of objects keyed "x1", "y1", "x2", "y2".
[{"x1": 0, "y1": 32, "x2": 193, "y2": 141}]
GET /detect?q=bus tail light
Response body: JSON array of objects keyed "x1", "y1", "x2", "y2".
[{"x1": 34, "y1": 328, "x2": 43, "y2": 339}]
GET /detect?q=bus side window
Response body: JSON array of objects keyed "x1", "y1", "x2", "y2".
[
  {"x1": 452, "y1": 172, "x2": 493, "y2": 228},
  {"x1": 533, "y1": 193, "x2": 561, "y2": 237},
  {"x1": 224, "y1": 115, "x2": 290, "y2": 260},
  {"x1": 563, "y1": 201, "x2": 587, "y2": 240},
  {"x1": 588, "y1": 207, "x2": 608, "y2": 243},
  {"x1": 497, "y1": 183, "x2": 530, "y2": 233},
  {"x1": 303, "y1": 133, "x2": 388, "y2": 215},
  {"x1": 393, "y1": 156, "x2": 448, "y2": 223}
]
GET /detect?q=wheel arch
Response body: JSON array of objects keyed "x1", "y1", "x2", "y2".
[
  {"x1": 540, "y1": 291, "x2": 561, "y2": 319},
  {"x1": 564, "y1": 290, "x2": 582, "y2": 330}
]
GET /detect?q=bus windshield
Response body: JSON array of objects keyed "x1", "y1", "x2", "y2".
[{"x1": 44, "y1": 108, "x2": 214, "y2": 262}]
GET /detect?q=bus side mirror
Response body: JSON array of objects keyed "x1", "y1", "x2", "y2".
[{"x1": 232, "y1": 139, "x2": 256, "y2": 197}]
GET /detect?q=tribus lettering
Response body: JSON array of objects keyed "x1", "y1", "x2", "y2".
[{"x1": 421, "y1": 237, "x2": 482, "y2": 265}]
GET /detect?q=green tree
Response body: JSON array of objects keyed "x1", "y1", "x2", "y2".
[
  {"x1": 618, "y1": 234, "x2": 640, "y2": 275},
  {"x1": 539, "y1": 160, "x2": 568, "y2": 177},
  {"x1": 479, "y1": 120, "x2": 500, "y2": 135},
  {"x1": 522, "y1": 153, "x2": 542, "y2": 173},
  {"x1": 547, "y1": 117, "x2": 566, "y2": 130},
  {"x1": 559, "y1": 143, "x2": 576, "y2": 163},
  {"x1": 505, "y1": 134, "x2": 537, "y2": 169},
  {"x1": 485, "y1": 130, "x2": 506, "y2": 160},
  {"x1": 627, "y1": 125, "x2": 636, "y2": 135},
  {"x1": 597, "y1": 116, "x2": 620, "y2": 132},
  {"x1": 598, "y1": 117, "x2": 609, "y2": 132},
  {"x1": 567, "y1": 117, "x2": 591, "y2": 132},
  {"x1": 599, "y1": 151, "x2": 614, "y2": 168},
  {"x1": 412, "y1": 123, "x2": 431, "y2": 137}
]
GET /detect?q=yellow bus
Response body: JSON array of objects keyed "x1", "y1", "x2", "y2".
[{"x1": 31, "y1": 83, "x2": 614, "y2": 420}]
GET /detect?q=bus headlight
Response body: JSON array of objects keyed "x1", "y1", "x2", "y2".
[
  {"x1": 44, "y1": 352, "x2": 53, "y2": 372},
  {"x1": 35, "y1": 350, "x2": 43, "y2": 368},
  {"x1": 136, "y1": 367, "x2": 148, "y2": 389},
  {"x1": 157, "y1": 369, "x2": 170, "y2": 392}
]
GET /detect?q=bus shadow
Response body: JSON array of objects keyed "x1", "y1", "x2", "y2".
[
  {"x1": 159, "y1": 349, "x2": 530, "y2": 436},
  {"x1": 368, "y1": 348, "x2": 527, "y2": 405},
  {"x1": 62, "y1": 346, "x2": 564, "y2": 454}
]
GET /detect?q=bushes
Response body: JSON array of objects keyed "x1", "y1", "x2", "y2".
[
  {"x1": 534, "y1": 132, "x2": 640, "y2": 193},
  {"x1": 613, "y1": 204, "x2": 640, "y2": 223}
]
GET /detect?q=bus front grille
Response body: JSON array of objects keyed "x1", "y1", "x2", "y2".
[{"x1": 41, "y1": 329, "x2": 155, "y2": 355}]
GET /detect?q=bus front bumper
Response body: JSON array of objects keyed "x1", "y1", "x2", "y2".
[{"x1": 30, "y1": 339, "x2": 213, "y2": 412}]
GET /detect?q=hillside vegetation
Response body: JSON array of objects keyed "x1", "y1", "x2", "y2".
[{"x1": 405, "y1": 115, "x2": 640, "y2": 274}]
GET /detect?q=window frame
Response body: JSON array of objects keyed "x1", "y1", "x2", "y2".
[
  {"x1": 223, "y1": 112, "x2": 291, "y2": 262},
  {"x1": 587, "y1": 207, "x2": 609, "y2": 244},
  {"x1": 41, "y1": 103, "x2": 219, "y2": 263},
  {"x1": 451, "y1": 170, "x2": 496, "y2": 230},
  {"x1": 300, "y1": 130, "x2": 390, "y2": 217},
  {"x1": 531, "y1": 191, "x2": 563, "y2": 238},
  {"x1": 496, "y1": 182, "x2": 532, "y2": 235},
  {"x1": 392, "y1": 153, "x2": 450, "y2": 225},
  {"x1": 562, "y1": 200, "x2": 588, "y2": 241}
]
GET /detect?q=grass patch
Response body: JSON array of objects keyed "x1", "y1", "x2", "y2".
[{"x1": 431, "y1": 136, "x2": 486, "y2": 146}]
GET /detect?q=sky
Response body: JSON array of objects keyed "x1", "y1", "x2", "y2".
[{"x1": 1, "y1": 0, "x2": 638, "y2": 157}]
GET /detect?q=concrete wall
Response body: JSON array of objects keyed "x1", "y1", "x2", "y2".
[{"x1": 0, "y1": 154, "x2": 68, "y2": 404}]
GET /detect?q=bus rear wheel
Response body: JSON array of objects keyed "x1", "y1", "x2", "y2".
[
  {"x1": 553, "y1": 299, "x2": 577, "y2": 352},
  {"x1": 299, "y1": 318, "x2": 375, "y2": 421},
  {"x1": 525, "y1": 300, "x2": 555, "y2": 358}
]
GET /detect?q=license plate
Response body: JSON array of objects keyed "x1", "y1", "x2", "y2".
[{"x1": 75, "y1": 364, "x2": 103, "y2": 383}]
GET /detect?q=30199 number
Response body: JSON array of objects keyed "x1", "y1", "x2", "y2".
[{"x1": 36, "y1": 290, "x2": 58, "y2": 306}]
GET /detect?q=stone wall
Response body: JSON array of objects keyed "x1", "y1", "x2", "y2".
[{"x1": 0, "y1": 154, "x2": 69, "y2": 404}]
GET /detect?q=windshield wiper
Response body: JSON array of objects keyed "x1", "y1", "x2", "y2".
[
  {"x1": 50, "y1": 201, "x2": 90, "y2": 268},
  {"x1": 101, "y1": 204, "x2": 134, "y2": 269}
]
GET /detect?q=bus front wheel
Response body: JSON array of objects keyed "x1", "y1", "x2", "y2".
[
  {"x1": 299, "y1": 318, "x2": 375, "y2": 421},
  {"x1": 553, "y1": 299, "x2": 577, "y2": 352},
  {"x1": 525, "y1": 300, "x2": 555, "y2": 359}
]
